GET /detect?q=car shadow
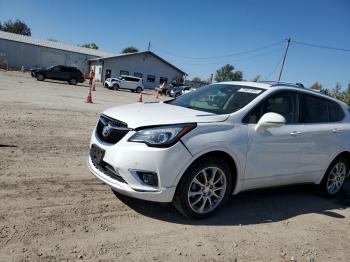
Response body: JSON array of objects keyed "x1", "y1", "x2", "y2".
[
  {"x1": 40, "y1": 80, "x2": 90, "y2": 87},
  {"x1": 113, "y1": 181, "x2": 350, "y2": 225},
  {"x1": 106, "y1": 88, "x2": 156, "y2": 96}
]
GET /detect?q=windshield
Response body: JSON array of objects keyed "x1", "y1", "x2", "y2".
[{"x1": 167, "y1": 84, "x2": 265, "y2": 114}]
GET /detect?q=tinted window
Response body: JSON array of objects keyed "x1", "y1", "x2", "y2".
[
  {"x1": 301, "y1": 94, "x2": 329, "y2": 123},
  {"x1": 147, "y1": 75, "x2": 156, "y2": 83},
  {"x1": 134, "y1": 72, "x2": 143, "y2": 78},
  {"x1": 329, "y1": 101, "x2": 344, "y2": 122},
  {"x1": 168, "y1": 84, "x2": 264, "y2": 114},
  {"x1": 63, "y1": 67, "x2": 77, "y2": 73},
  {"x1": 51, "y1": 66, "x2": 61, "y2": 72},
  {"x1": 120, "y1": 70, "x2": 129, "y2": 75},
  {"x1": 125, "y1": 77, "x2": 139, "y2": 82},
  {"x1": 244, "y1": 92, "x2": 298, "y2": 124}
]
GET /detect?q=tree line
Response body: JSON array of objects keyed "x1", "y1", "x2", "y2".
[
  {"x1": 192, "y1": 64, "x2": 350, "y2": 106},
  {"x1": 310, "y1": 82, "x2": 350, "y2": 106}
]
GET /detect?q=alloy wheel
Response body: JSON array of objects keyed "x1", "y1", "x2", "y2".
[
  {"x1": 187, "y1": 167, "x2": 227, "y2": 214},
  {"x1": 327, "y1": 162, "x2": 346, "y2": 194}
]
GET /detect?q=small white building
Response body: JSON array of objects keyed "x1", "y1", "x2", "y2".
[{"x1": 89, "y1": 51, "x2": 187, "y2": 89}]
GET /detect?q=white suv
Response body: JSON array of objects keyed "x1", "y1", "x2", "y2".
[
  {"x1": 87, "y1": 81, "x2": 350, "y2": 218},
  {"x1": 104, "y1": 75, "x2": 144, "y2": 93}
]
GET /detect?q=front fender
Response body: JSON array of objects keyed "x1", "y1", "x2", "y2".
[{"x1": 174, "y1": 123, "x2": 248, "y2": 194}]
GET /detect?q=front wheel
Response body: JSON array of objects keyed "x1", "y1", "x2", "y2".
[
  {"x1": 173, "y1": 157, "x2": 232, "y2": 219},
  {"x1": 36, "y1": 74, "x2": 45, "y2": 81},
  {"x1": 318, "y1": 157, "x2": 348, "y2": 196},
  {"x1": 113, "y1": 84, "x2": 119, "y2": 91}
]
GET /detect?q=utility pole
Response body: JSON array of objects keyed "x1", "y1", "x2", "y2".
[
  {"x1": 147, "y1": 41, "x2": 151, "y2": 51},
  {"x1": 278, "y1": 37, "x2": 291, "y2": 81}
]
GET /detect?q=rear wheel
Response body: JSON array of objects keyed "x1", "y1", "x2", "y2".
[
  {"x1": 113, "y1": 84, "x2": 119, "y2": 91},
  {"x1": 68, "y1": 78, "x2": 77, "y2": 85},
  {"x1": 173, "y1": 157, "x2": 232, "y2": 219},
  {"x1": 318, "y1": 157, "x2": 348, "y2": 196},
  {"x1": 136, "y1": 87, "x2": 142, "y2": 93},
  {"x1": 36, "y1": 74, "x2": 45, "y2": 81}
]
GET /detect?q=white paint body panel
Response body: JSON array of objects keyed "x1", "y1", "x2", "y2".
[{"x1": 87, "y1": 81, "x2": 350, "y2": 202}]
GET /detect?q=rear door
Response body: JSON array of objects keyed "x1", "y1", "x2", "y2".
[
  {"x1": 243, "y1": 91, "x2": 306, "y2": 189},
  {"x1": 297, "y1": 94, "x2": 346, "y2": 182},
  {"x1": 59, "y1": 66, "x2": 72, "y2": 80},
  {"x1": 124, "y1": 77, "x2": 137, "y2": 90}
]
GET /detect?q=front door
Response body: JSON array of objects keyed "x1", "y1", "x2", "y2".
[
  {"x1": 242, "y1": 91, "x2": 305, "y2": 190},
  {"x1": 104, "y1": 69, "x2": 112, "y2": 81},
  {"x1": 46, "y1": 65, "x2": 62, "y2": 80}
]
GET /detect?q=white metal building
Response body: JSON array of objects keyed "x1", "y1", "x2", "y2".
[
  {"x1": 0, "y1": 31, "x2": 116, "y2": 73},
  {"x1": 89, "y1": 51, "x2": 187, "y2": 89}
]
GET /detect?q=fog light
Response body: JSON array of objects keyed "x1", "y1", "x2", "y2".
[{"x1": 137, "y1": 171, "x2": 158, "y2": 186}]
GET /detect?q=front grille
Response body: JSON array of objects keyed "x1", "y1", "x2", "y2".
[
  {"x1": 96, "y1": 115, "x2": 130, "y2": 144},
  {"x1": 91, "y1": 158, "x2": 127, "y2": 184}
]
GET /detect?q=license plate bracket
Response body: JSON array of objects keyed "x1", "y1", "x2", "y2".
[{"x1": 90, "y1": 144, "x2": 105, "y2": 165}]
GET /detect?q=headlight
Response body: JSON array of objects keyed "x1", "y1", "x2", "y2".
[{"x1": 128, "y1": 123, "x2": 196, "y2": 147}]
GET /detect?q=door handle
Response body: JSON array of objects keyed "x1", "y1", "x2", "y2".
[{"x1": 290, "y1": 131, "x2": 302, "y2": 136}]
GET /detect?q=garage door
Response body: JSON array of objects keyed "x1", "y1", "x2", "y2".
[{"x1": 41, "y1": 51, "x2": 66, "y2": 68}]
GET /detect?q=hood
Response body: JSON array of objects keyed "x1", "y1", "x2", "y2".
[{"x1": 102, "y1": 102, "x2": 229, "y2": 128}]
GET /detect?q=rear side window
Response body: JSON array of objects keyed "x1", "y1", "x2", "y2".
[
  {"x1": 328, "y1": 101, "x2": 345, "y2": 122},
  {"x1": 125, "y1": 77, "x2": 139, "y2": 82},
  {"x1": 301, "y1": 94, "x2": 329, "y2": 123}
]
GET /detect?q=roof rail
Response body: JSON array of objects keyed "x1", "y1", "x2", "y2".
[{"x1": 259, "y1": 81, "x2": 305, "y2": 89}]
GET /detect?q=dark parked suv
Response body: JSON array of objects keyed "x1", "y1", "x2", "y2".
[{"x1": 34, "y1": 65, "x2": 84, "y2": 85}]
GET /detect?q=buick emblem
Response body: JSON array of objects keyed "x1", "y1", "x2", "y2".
[{"x1": 102, "y1": 124, "x2": 111, "y2": 137}]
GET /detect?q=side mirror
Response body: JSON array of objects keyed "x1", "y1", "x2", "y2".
[{"x1": 255, "y1": 112, "x2": 286, "y2": 133}]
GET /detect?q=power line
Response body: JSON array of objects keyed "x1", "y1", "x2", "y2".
[
  {"x1": 164, "y1": 48, "x2": 284, "y2": 66},
  {"x1": 292, "y1": 40, "x2": 350, "y2": 52},
  {"x1": 155, "y1": 40, "x2": 284, "y2": 60}
]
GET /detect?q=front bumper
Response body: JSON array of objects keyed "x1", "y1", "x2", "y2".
[
  {"x1": 86, "y1": 130, "x2": 193, "y2": 202},
  {"x1": 87, "y1": 156, "x2": 176, "y2": 202}
]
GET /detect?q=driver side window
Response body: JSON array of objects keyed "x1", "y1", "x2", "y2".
[{"x1": 244, "y1": 92, "x2": 298, "y2": 124}]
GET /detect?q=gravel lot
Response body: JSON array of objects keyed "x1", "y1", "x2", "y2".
[{"x1": 1, "y1": 70, "x2": 349, "y2": 262}]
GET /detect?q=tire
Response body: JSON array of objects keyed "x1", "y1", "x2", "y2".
[
  {"x1": 136, "y1": 87, "x2": 142, "y2": 93},
  {"x1": 173, "y1": 156, "x2": 233, "y2": 219},
  {"x1": 104, "y1": 83, "x2": 109, "y2": 88},
  {"x1": 113, "y1": 84, "x2": 119, "y2": 91},
  {"x1": 36, "y1": 74, "x2": 45, "y2": 81},
  {"x1": 318, "y1": 157, "x2": 348, "y2": 196},
  {"x1": 68, "y1": 78, "x2": 77, "y2": 85}
]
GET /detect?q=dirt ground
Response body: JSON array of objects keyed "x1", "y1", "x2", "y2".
[{"x1": 0, "y1": 70, "x2": 349, "y2": 262}]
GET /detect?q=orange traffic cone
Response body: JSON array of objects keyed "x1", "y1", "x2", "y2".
[
  {"x1": 85, "y1": 86, "x2": 93, "y2": 103},
  {"x1": 155, "y1": 91, "x2": 160, "y2": 99},
  {"x1": 138, "y1": 92, "x2": 143, "y2": 102},
  {"x1": 92, "y1": 82, "x2": 96, "y2": 91}
]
